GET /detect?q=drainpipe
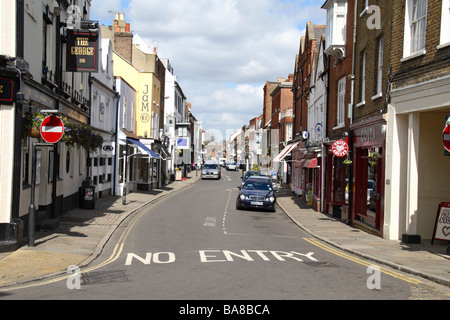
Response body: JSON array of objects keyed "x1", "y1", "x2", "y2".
[
  {"x1": 321, "y1": 54, "x2": 330, "y2": 213},
  {"x1": 347, "y1": 0, "x2": 358, "y2": 225},
  {"x1": 11, "y1": 0, "x2": 25, "y2": 221},
  {"x1": 112, "y1": 90, "x2": 120, "y2": 196}
]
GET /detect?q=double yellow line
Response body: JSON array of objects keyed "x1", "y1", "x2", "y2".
[
  {"x1": 303, "y1": 237, "x2": 423, "y2": 285},
  {"x1": 0, "y1": 201, "x2": 151, "y2": 292}
]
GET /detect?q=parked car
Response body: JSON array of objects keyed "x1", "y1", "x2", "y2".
[
  {"x1": 219, "y1": 158, "x2": 227, "y2": 167},
  {"x1": 236, "y1": 176, "x2": 277, "y2": 212},
  {"x1": 226, "y1": 162, "x2": 237, "y2": 171},
  {"x1": 241, "y1": 170, "x2": 260, "y2": 185},
  {"x1": 201, "y1": 160, "x2": 221, "y2": 180}
]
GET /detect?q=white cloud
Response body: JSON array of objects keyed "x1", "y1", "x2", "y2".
[{"x1": 91, "y1": 0, "x2": 326, "y2": 137}]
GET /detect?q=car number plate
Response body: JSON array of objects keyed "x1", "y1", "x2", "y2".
[{"x1": 251, "y1": 201, "x2": 264, "y2": 206}]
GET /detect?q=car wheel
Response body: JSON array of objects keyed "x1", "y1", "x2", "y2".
[{"x1": 236, "y1": 199, "x2": 241, "y2": 210}]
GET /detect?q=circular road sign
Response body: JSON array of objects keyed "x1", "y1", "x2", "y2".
[
  {"x1": 332, "y1": 140, "x2": 349, "y2": 157},
  {"x1": 40, "y1": 115, "x2": 64, "y2": 144},
  {"x1": 443, "y1": 125, "x2": 450, "y2": 152}
]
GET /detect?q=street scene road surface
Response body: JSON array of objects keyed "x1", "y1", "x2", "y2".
[{"x1": 1, "y1": 170, "x2": 449, "y2": 303}]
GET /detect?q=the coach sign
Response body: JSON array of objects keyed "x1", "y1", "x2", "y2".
[{"x1": 66, "y1": 30, "x2": 99, "y2": 72}]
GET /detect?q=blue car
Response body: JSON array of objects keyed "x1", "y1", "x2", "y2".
[{"x1": 236, "y1": 176, "x2": 277, "y2": 212}]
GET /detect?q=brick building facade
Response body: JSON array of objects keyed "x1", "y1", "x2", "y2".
[
  {"x1": 291, "y1": 22, "x2": 325, "y2": 207},
  {"x1": 384, "y1": 0, "x2": 450, "y2": 241},
  {"x1": 321, "y1": 0, "x2": 355, "y2": 219},
  {"x1": 348, "y1": 0, "x2": 393, "y2": 237}
]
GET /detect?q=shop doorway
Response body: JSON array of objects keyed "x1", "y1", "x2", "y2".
[{"x1": 354, "y1": 147, "x2": 384, "y2": 232}]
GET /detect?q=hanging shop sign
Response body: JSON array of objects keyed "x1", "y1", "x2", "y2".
[
  {"x1": 0, "y1": 76, "x2": 16, "y2": 105},
  {"x1": 432, "y1": 202, "x2": 450, "y2": 243},
  {"x1": 66, "y1": 30, "x2": 99, "y2": 72},
  {"x1": 176, "y1": 137, "x2": 190, "y2": 150},
  {"x1": 332, "y1": 140, "x2": 349, "y2": 157}
]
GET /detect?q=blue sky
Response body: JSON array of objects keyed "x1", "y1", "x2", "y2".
[{"x1": 91, "y1": 0, "x2": 326, "y2": 138}]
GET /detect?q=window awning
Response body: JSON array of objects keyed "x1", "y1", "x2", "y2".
[
  {"x1": 128, "y1": 138, "x2": 161, "y2": 159},
  {"x1": 273, "y1": 142, "x2": 300, "y2": 162},
  {"x1": 305, "y1": 158, "x2": 318, "y2": 168}
]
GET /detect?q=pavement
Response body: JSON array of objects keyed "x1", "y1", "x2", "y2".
[{"x1": 0, "y1": 172, "x2": 449, "y2": 292}]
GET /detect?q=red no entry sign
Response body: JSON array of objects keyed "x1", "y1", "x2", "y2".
[
  {"x1": 444, "y1": 125, "x2": 450, "y2": 152},
  {"x1": 40, "y1": 115, "x2": 64, "y2": 143}
]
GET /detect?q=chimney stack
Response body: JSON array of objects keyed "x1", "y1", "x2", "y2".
[{"x1": 113, "y1": 13, "x2": 133, "y2": 63}]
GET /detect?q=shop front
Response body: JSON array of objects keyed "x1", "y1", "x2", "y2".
[
  {"x1": 324, "y1": 139, "x2": 350, "y2": 220},
  {"x1": 290, "y1": 144, "x2": 321, "y2": 211},
  {"x1": 350, "y1": 116, "x2": 386, "y2": 236}
]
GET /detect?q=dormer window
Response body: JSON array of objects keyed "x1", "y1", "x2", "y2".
[{"x1": 322, "y1": 0, "x2": 348, "y2": 61}]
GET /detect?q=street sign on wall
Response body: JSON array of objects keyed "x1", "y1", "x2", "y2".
[
  {"x1": 40, "y1": 116, "x2": 64, "y2": 143},
  {"x1": 176, "y1": 137, "x2": 190, "y2": 150}
]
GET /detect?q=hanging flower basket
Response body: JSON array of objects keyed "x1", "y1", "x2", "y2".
[
  {"x1": 368, "y1": 152, "x2": 382, "y2": 167},
  {"x1": 22, "y1": 113, "x2": 104, "y2": 152},
  {"x1": 343, "y1": 157, "x2": 352, "y2": 165},
  {"x1": 28, "y1": 126, "x2": 41, "y2": 139}
]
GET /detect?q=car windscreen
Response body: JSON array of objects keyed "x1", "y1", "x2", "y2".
[
  {"x1": 204, "y1": 164, "x2": 218, "y2": 169},
  {"x1": 244, "y1": 172, "x2": 258, "y2": 179},
  {"x1": 243, "y1": 181, "x2": 272, "y2": 191}
]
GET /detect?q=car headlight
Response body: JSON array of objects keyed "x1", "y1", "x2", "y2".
[
  {"x1": 240, "y1": 194, "x2": 246, "y2": 200},
  {"x1": 268, "y1": 196, "x2": 275, "y2": 203}
]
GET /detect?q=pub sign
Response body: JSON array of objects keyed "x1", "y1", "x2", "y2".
[
  {"x1": 66, "y1": 30, "x2": 99, "y2": 72},
  {"x1": 0, "y1": 77, "x2": 16, "y2": 105}
]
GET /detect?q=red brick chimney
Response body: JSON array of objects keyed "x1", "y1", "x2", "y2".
[{"x1": 113, "y1": 13, "x2": 133, "y2": 63}]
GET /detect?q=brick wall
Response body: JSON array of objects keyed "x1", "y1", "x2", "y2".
[
  {"x1": 114, "y1": 32, "x2": 133, "y2": 63},
  {"x1": 390, "y1": 0, "x2": 450, "y2": 90},
  {"x1": 353, "y1": 0, "x2": 393, "y2": 123},
  {"x1": 294, "y1": 23, "x2": 326, "y2": 137}
]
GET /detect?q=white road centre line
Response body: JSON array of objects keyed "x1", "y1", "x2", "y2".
[
  {"x1": 204, "y1": 217, "x2": 217, "y2": 227},
  {"x1": 223, "y1": 189, "x2": 233, "y2": 235}
]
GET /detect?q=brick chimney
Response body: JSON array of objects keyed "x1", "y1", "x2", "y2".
[{"x1": 113, "y1": 13, "x2": 133, "y2": 63}]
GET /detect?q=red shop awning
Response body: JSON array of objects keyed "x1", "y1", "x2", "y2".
[{"x1": 305, "y1": 158, "x2": 318, "y2": 168}]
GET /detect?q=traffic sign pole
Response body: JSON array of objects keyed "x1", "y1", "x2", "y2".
[
  {"x1": 28, "y1": 143, "x2": 54, "y2": 247},
  {"x1": 28, "y1": 115, "x2": 64, "y2": 246}
]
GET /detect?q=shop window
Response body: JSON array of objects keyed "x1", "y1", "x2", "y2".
[
  {"x1": 336, "y1": 77, "x2": 346, "y2": 128},
  {"x1": 66, "y1": 150, "x2": 70, "y2": 174}
]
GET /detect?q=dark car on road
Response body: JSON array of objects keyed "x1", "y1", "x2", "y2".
[
  {"x1": 241, "y1": 170, "x2": 260, "y2": 185},
  {"x1": 236, "y1": 176, "x2": 277, "y2": 212}
]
